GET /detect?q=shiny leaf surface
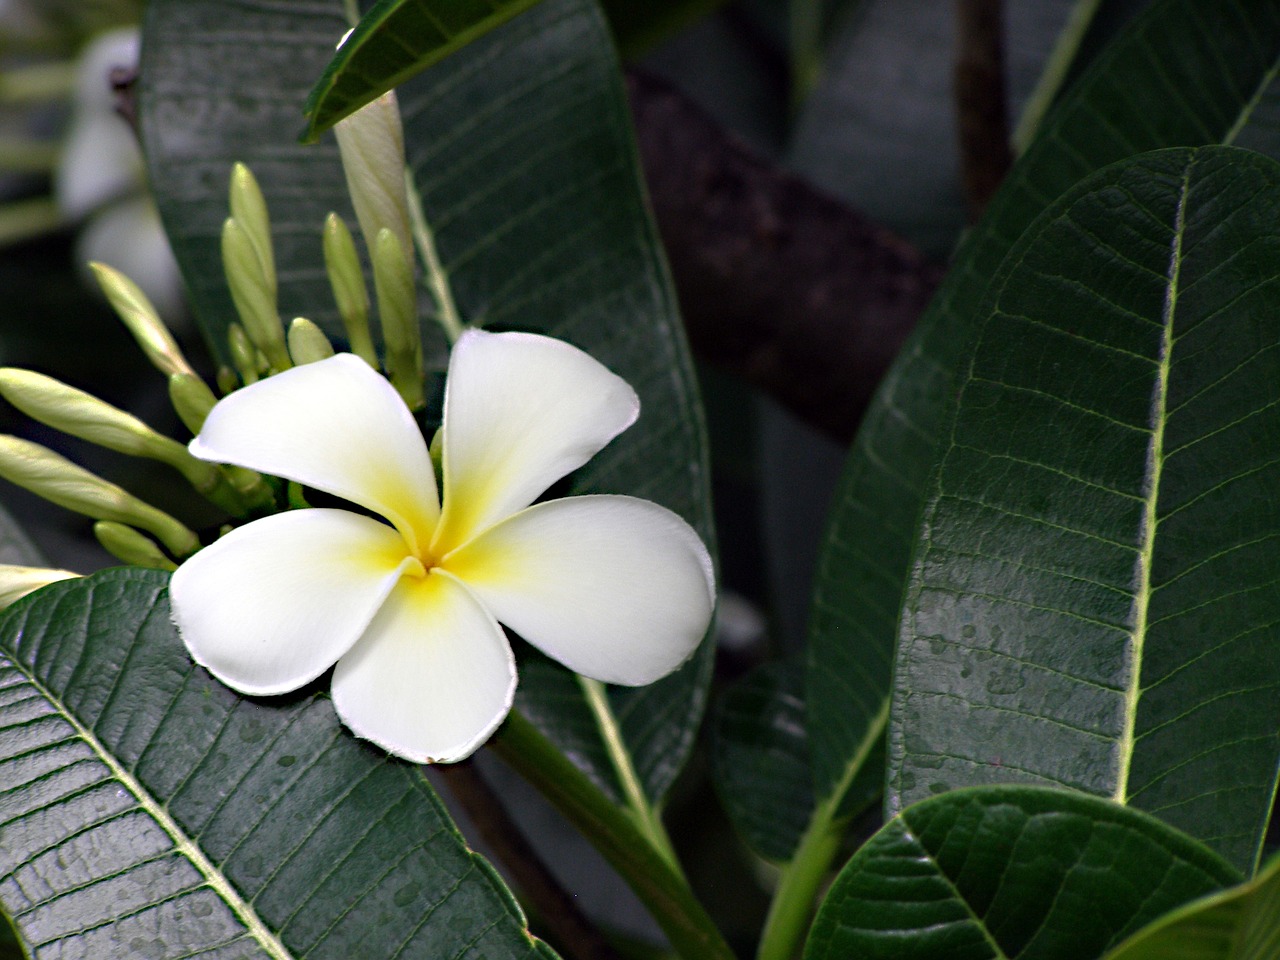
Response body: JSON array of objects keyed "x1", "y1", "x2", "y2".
[
  {"x1": 891, "y1": 146, "x2": 1280, "y2": 872},
  {"x1": 806, "y1": 0, "x2": 1280, "y2": 831},
  {"x1": 0, "y1": 569, "x2": 555, "y2": 957},
  {"x1": 804, "y1": 786, "x2": 1240, "y2": 960}
]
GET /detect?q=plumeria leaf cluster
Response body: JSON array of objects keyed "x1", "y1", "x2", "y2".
[{"x1": 0, "y1": 0, "x2": 1277, "y2": 958}]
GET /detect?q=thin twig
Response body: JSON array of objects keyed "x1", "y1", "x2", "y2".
[
  {"x1": 954, "y1": 0, "x2": 1013, "y2": 218},
  {"x1": 436, "y1": 759, "x2": 626, "y2": 960}
]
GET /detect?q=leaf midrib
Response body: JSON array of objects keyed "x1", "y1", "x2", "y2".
[
  {"x1": 1113, "y1": 162, "x2": 1192, "y2": 804},
  {"x1": 14, "y1": 649, "x2": 292, "y2": 958}
]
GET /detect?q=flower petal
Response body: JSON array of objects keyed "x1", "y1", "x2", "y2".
[
  {"x1": 190, "y1": 354, "x2": 439, "y2": 553},
  {"x1": 431, "y1": 330, "x2": 639, "y2": 553},
  {"x1": 330, "y1": 571, "x2": 515, "y2": 763},
  {"x1": 170, "y1": 509, "x2": 415, "y2": 695},
  {"x1": 444, "y1": 496, "x2": 715, "y2": 686}
]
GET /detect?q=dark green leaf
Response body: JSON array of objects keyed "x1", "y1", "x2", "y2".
[
  {"x1": 710, "y1": 660, "x2": 815, "y2": 862},
  {"x1": 891, "y1": 146, "x2": 1280, "y2": 872},
  {"x1": 804, "y1": 786, "x2": 1240, "y2": 960},
  {"x1": 806, "y1": 0, "x2": 1280, "y2": 829},
  {"x1": 140, "y1": 0, "x2": 714, "y2": 804},
  {"x1": 1104, "y1": 853, "x2": 1280, "y2": 960},
  {"x1": 0, "y1": 569, "x2": 556, "y2": 958},
  {"x1": 303, "y1": 0, "x2": 548, "y2": 139}
]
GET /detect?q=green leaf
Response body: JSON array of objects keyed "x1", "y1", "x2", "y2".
[
  {"x1": 891, "y1": 145, "x2": 1280, "y2": 873},
  {"x1": 302, "y1": 0, "x2": 549, "y2": 139},
  {"x1": 0, "y1": 501, "x2": 44, "y2": 567},
  {"x1": 1104, "y1": 853, "x2": 1280, "y2": 960},
  {"x1": 710, "y1": 660, "x2": 816, "y2": 862},
  {"x1": 803, "y1": 786, "x2": 1241, "y2": 960},
  {"x1": 0, "y1": 569, "x2": 556, "y2": 958},
  {"x1": 806, "y1": 0, "x2": 1280, "y2": 831},
  {"x1": 140, "y1": 0, "x2": 714, "y2": 805}
]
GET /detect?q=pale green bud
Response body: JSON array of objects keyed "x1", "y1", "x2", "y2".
[
  {"x1": 90, "y1": 262, "x2": 195, "y2": 378},
  {"x1": 372, "y1": 227, "x2": 424, "y2": 409},
  {"x1": 215, "y1": 366, "x2": 240, "y2": 396},
  {"x1": 228, "y1": 163, "x2": 275, "y2": 299},
  {"x1": 222, "y1": 217, "x2": 290, "y2": 372},
  {"x1": 287, "y1": 317, "x2": 335, "y2": 365},
  {"x1": 0, "y1": 565, "x2": 80, "y2": 610},
  {"x1": 323, "y1": 213, "x2": 377, "y2": 366},
  {"x1": 167, "y1": 373, "x2": 219, "y2": 435},
  {"x1": 0, "y1": 436, "x2": 199, "y2": 557},
  {"x1": 333, "y1": 91, "x2": 414, "y2": 272},
  {"x1": 93, "y1": 521, "x2": 176, "y2": 572},
  {"x1": 227, "y1": 322, "x2": 262, "y2": 385},
  {"x1": 0, "y1": 368, "x2": 249, "y2": 517}
]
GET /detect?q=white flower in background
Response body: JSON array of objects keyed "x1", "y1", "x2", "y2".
[
  {"x1": 55, "y1": 27, "x2": 183, "y2": 320},
  {"x1": 170, "y1": 331, "x2": 715, "y2": 763}
]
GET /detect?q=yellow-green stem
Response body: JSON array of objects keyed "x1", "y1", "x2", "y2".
[
  {"x1": 407, "y1": 174, "x2": 464, "y2": 343},
  {"x1": 578, "y1": 676, "x2": 683, "y2": 876},
  {"x1": 489, "y1": 710, "x2": 734, "y2": 960}
]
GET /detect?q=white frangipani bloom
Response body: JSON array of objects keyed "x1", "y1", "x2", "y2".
[{"x1": 170, "y1": 331, "x2": 715, "y2": 763}]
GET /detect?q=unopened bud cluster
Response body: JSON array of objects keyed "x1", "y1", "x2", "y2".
[{"x1": 0, "y1": 89, "x2": 461, "y2": 606}]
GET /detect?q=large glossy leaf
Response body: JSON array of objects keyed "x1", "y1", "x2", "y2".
[
  {"x1": 710, "y1": 660, "x2": 814, "y2": 862},
  {"x1": 302, "y1": 0, "x2": 549, "y2": 138},
  {"x1": 0, "y1": 568, "x2": 556, "y2": 957},
  {"x1": 803, "y1": 786, "x2": 1240, "y2": 960},
  {"x1": 1104, "y1": 853, "x2": 1280, "y2": 960},
  {"x1": 806, "y1": 0, "x2": 1280, "y2": 829},
  {"x1": 140, "y1": 0, "x2": 714, "y2": 804},
  {"x1": 891, "y1": 145, "x2": 1280, "y2": 873}
]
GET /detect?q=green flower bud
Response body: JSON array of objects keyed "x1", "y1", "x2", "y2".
[
  {"x1": 222, "y1": 217, "x2": 290, "y2": 372},
  {"x1": 0, "y1": 368, "x2": 250, "y2": 518},
  {"x1": 167, "y1": 373, "x2": 219, "y2": 435},
  {"x1": 372, "y1": 227, "x2": 423, "y2": 409},
  {"x1": 0, "y1": 565, "x2": 80, "y2": 610},
  {"x1": 215, "y1": 366, "x2": 240, "y2": 396},
  {"x1": 287, "y1": 317, "x2": 336, "y2": 365},
  {"x1": 227, "y1": 322, "x2": 263, "y2": 385},
  {"x1": 228, "y1": 163, "x2": 275, "y2": 299},
  {"x1": 323, "y1": 213, "x2": 377, "y2": 366},
  {"x1": 0, "y1": 436, "x2": 199, "y2": 557},
  {"x1": 333, "y1": 91, "x2": 414, "y2": 272},
  {"x1": 89, "y1": 261, "x2": 195, "y2": 378},
  {"x1": 93, "y1": 521, "x2": 176, "y2": 572}
]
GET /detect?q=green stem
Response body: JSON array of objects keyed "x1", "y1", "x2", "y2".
[
  {"x1": 755, "y1": 793, "x2": 845, "y2": 960},
  {"x1": 1011, "y1": 0, "x2": 1104, "y2": 153},
  {"x1": 578, "y1": 676, "x2": 683, "y2": 876},
  {"x1": 489, "y1": 710, "x2": 736, "y2": 960},
  {"x1": 406, "y1": 174, "x2": 465, "y2": 344},
  {"x1": 755, "y1": 700, "x2": 889, "y2": 960}
]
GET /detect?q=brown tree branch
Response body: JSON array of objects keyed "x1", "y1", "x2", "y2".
[
  {"x1": 435, "y1": 760, "x2": 625, "y2": 960},
  {"x1": 626, "y1": 69, "x2": 943, "y2": 443},
  {"x1": 954, "y1": 0, "x2": 1012, "y2": 218}
]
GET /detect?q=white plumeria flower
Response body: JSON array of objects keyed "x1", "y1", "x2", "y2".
[{"x1": 170, "y1": 330, "x2": 715, "y2": 763}]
